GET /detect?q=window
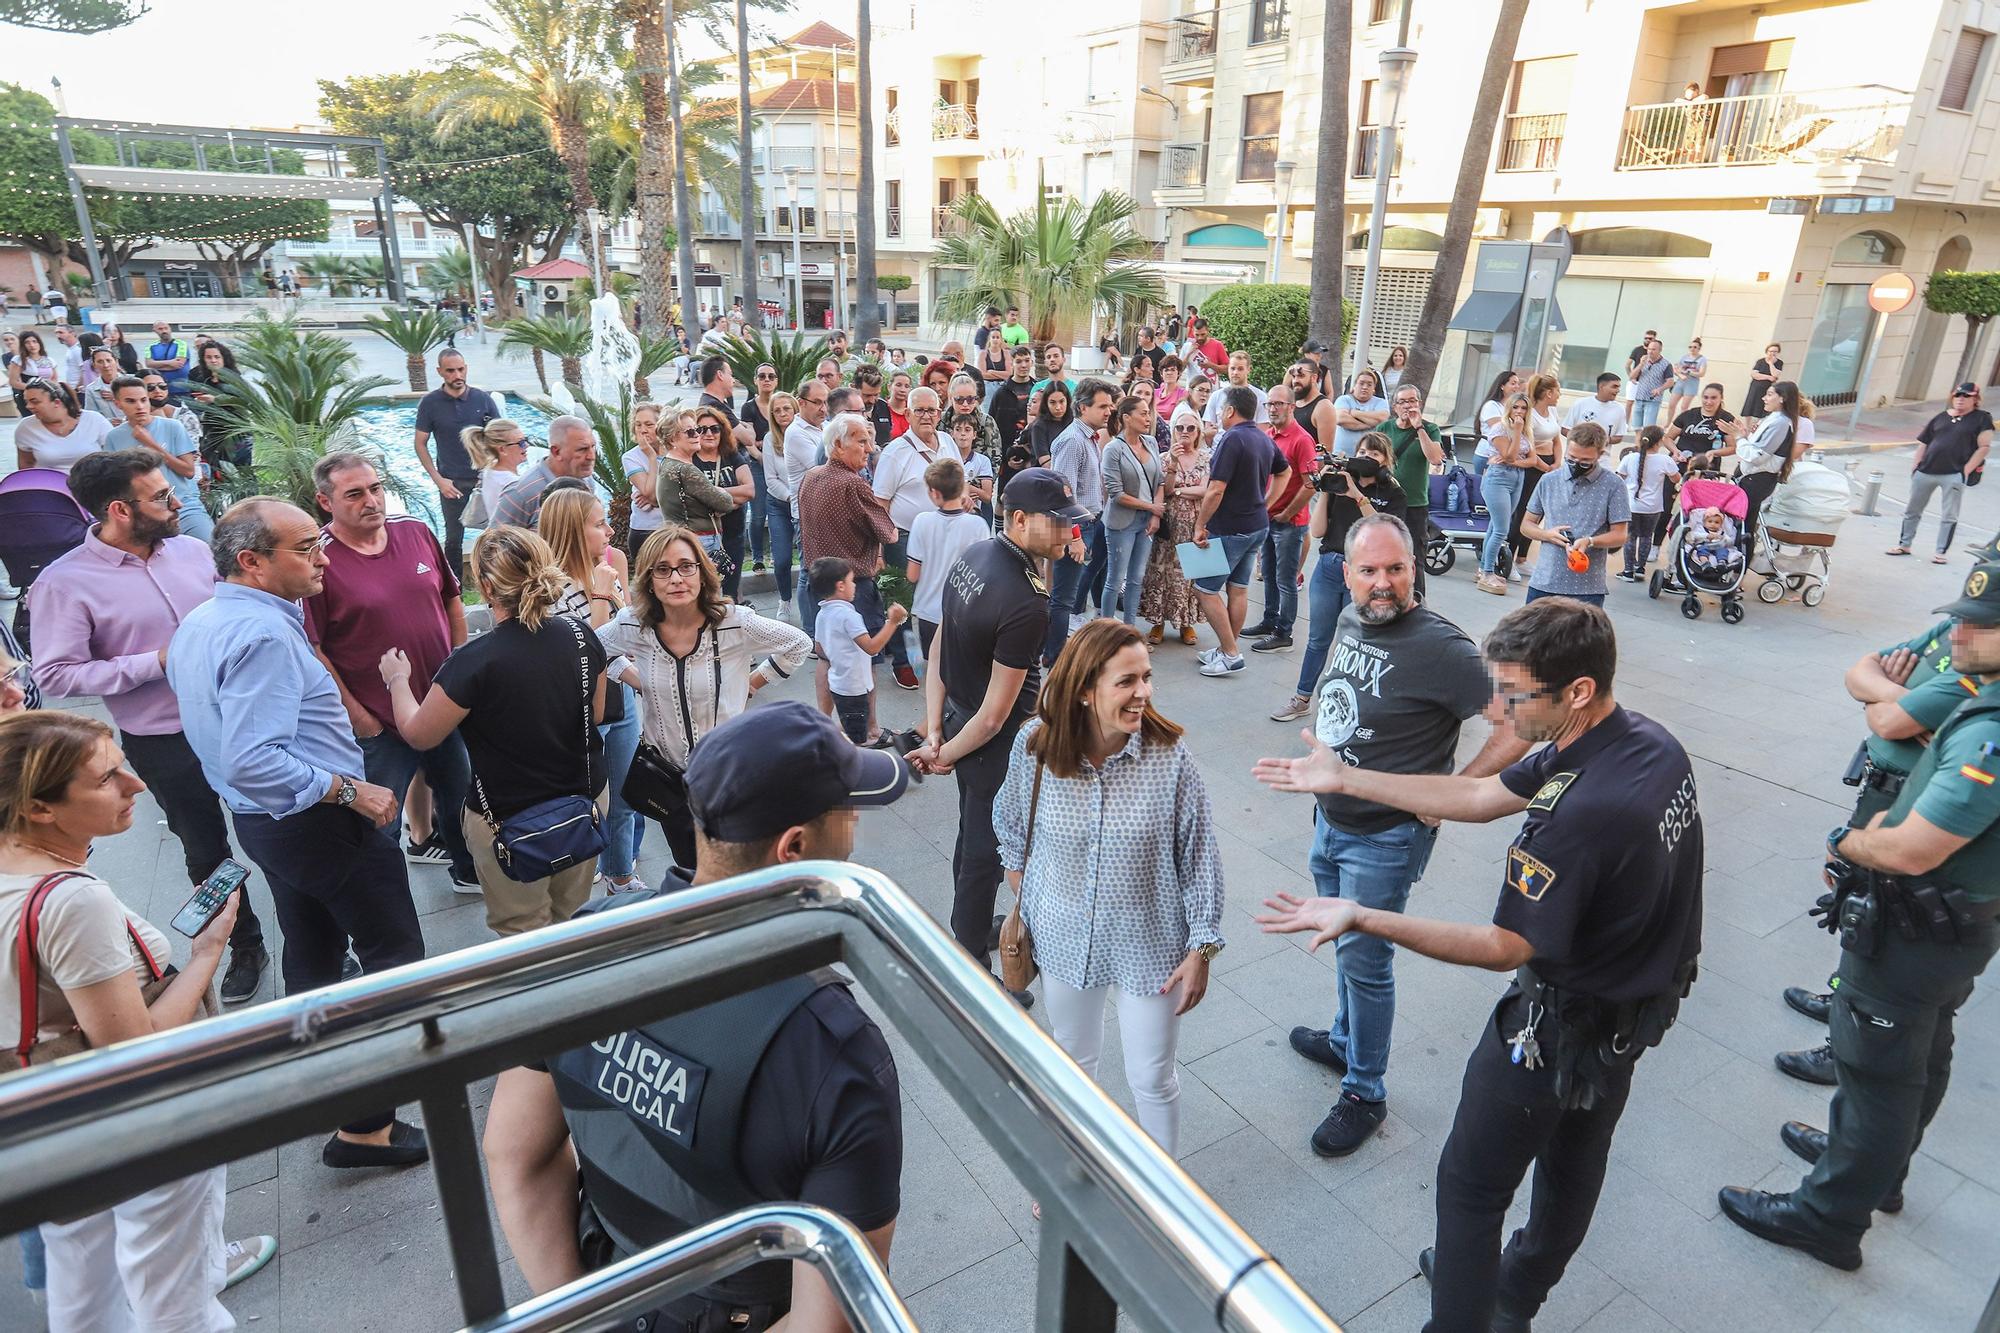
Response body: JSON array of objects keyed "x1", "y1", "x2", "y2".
[
  {"x1": 886, "y1": 180, "x2": 902, "y2": 239},
  {"x1": 1250, "y1": 0, "x2": 1288, "y2": 45},
  {"x1": 1801, "y1": 284, "x2": 1877, "y2": 400},
  {"x1": 1088, "y1": 44, "x2": 1117, "y2": 101},
  {"x1": 886, "y1": 88, "x2": 900, "y2": 145},
  {"x1": 1083, "y1": 153, "x2": 1112, "y2": 203},
  {"x1": 1833, "y1": 230, "x2": 1904, "y2": 265},
  {"x1": 1240, "y1": 91, "x2": 1282, "y2": 182},
  {"x1": 354, "y1": 218, "x2": 381, "y2": 239},
  {"x1": 1369, "y1": 0, "x2": 1394, "y2": 22},
  {"x1": 1571, "y1": 227, "x2": 1711, "y2": 259},
  {"x1": 1353, "y1": 80, "x2": 1401, "y2": 177},
  {"x1": 1705, "y1": 39, "x2": 1791, "y2": 98},
  {"x1": 1347, "y1": 226, "x2": 1443, "y2": 251},
  {"x1": 1551, "y1": 275, "x2": 1703, "y2": 393},
  {"x1": 938, "y1": 79, "x2": 959, "y2": 106},
  {"x1": 1942, "y1": 28, "x2": 1992, "y2": 111},
  {"x1": 1500, "y1": 56, "x2": 1572, "y2": 171}
]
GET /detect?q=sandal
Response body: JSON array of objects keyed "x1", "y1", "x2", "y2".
[
  {"x1": 1933, "y1": 554, "x2": 1950, "y2": 564},
  {"x1": 1886, "y1": 547, "x2": 1912, "y2": 556}
]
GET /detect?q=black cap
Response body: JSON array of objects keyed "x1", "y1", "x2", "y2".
[
  {"x1": 1002, "y1": 466, "x2": 1092, "y2": 521},
  {"x1": 686, "y1": 702, "x2": 908, "y2": 842},
  {"x1": 1969, "y1": 534, "x2": 2000, "y2": 564},
  {"x1": 1933, "y1": 562, "x2": 2000, "y2": 625},
  {"x1": 1956, "y1": 382, "x2": 1981, "y2": 397},
  {"x1": 1298, "y1": 337, "x2": 1327, "y2": 355}
]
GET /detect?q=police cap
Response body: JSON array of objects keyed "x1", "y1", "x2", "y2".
[
  {"x1": 687, "y1": 701, "x2": 909, "y2": 841},
  {"x1": 1933, "y1": 562, "x2": 2000, "y2": 626},
  {"x1": 1003, "y1": 466, "x2": 1091, "y2": 521}
]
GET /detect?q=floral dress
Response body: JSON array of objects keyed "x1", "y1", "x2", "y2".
[{"x1": 1139, "y1": 445, "x2": 1209, "y2": 629}]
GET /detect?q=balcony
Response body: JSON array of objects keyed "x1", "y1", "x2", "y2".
[
  {"x1": 822, "y1": 146, "x2": 858, "y2": 174},
  {"x1": 932, "y1": 103, "x2": 979, "y2": 143},
  {"x1": 886, "y1": 206, "x2": 902, "y2": 239},
  {"x1": 1615, "y1": 88, "x2": 1909, "y2": 172},
  {"x1": 1351, "y1": 126, "x2": 1403, "y2": 179},
  {"x1": 1167, "y1": 13, "x2": 1216, "y2": 64},
  {"x1": 1249, "y1": 0, "x2": 1288, "y2": 46},
  {"x1": 1164, "y1": 143, "x2": 1208, "y2": 188},
  {"x1": 934, "y1": 205, "x2": 969, "y2": 236},
  {"x1": 760, "y1": 145, "x2": 817, "y2": 173},
  {"x1": 1497, "y1": 112, "x2": 1564, "y2": 172}
]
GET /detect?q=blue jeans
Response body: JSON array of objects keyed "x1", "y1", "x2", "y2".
[
  {"x1": 853, "y1": 570, "x2": 911, "y2": 669},
  {"x1": 1043, "y1": 517, "x2": 1101, "y2": 663},
  {"x1": 1524, "y1": 587, "x2": 1605, "y2": 607},
  {"x1": 1632, "y1": 396, "x2": 1661, "y2": 430},
  {"x1": 1296, "y1": 552, "x2": 1349, "y2": 695},
  {"x1": 597, "y1": 681, "x2": 645, "y2": 879},
  {"x1": 1479, "y1": 466, "x2": 1525, "y2": 574},
  {"x1": 1103, "y1": 522, "x2": 1153, "y2": 624},
  {"x1": 1470, "y1": 454, "x2": 1489, "y2": 481},
  {"x1": 1260, "y1": 523, "x2": 1308, "y2": 635},
  {"x1": 358, "y1": 728, "x2": 474, "y2": 879},
  {"x1": 1192, "y1": 530, "x2": 1262, "y2": 595},
  {"x1": 747, "y1": 458, "x2": 770, "y2": 565},
  {"x1": 766, "y1": 501, "x2": 797, "y2": 603},
  {"x1": 1310, "y1": 810, "x2": 1438, "y2": 1103}
]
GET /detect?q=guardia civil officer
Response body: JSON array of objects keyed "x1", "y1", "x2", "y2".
[
  {"x1": 1720, "y1": 565, "x2": 2000, "y2": 1270},
  {"x1": 1773, "y1": 613, "x2": 1962, "y2": 1087},
  {"x1": 1255, "y1": 599, "x2": 1703, "y2": 1333},
  {"x1": 482, "y1": 701, "x2": 907, "y2": 1332}
]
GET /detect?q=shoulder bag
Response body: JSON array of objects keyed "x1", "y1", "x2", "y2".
[
  {"x1": 463, "y1": 482, "x2": 491, "y2": 529},
  {"x1": 998, "y1": 760, "x2": 1045, "y2": 993},
  {"x1": 11, "y1": 871, "x2": 206, "y2": 1073},
  {"x1": 621, "y1": 621, "x2": 722, "y2": 825},
  {"x1": 472, "y1": 616, "x2": 607, "y2": 882}
]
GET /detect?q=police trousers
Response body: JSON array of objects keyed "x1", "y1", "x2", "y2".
[
  {"x1": 1426, "y1": 990, "x2": 1635, "y2": 1333},
  {"x1": 1794, "y1": 917, "x2": 1999, "y2": 1243}
]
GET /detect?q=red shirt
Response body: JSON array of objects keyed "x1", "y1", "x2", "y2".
[
  {"x1": 1197, "y1": 337, "x2": 1228, "y2": 368},
  {"x1": 889, "y1": 406, "x2": 909, "y2": 438},
  {"x1": 302, "y1": 516, "x2": 461, "y2": 734},
  {"x1": 1267, "y1": 419, "x2": 1321, "y2": 526}
]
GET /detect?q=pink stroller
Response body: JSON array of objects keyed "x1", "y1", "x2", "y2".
[{"x1": 1649, "y1": 475, "x2": 1752, "y2": 624}]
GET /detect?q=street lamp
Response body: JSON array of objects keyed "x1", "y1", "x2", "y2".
[
  {"x1": 1351, "y1": 44, "x2": 1417, "y2": 383},
  {"x1": 1269, "y1": 160, "x2": 1298, "y2": 283},
  {"x1": 780, "y1": 166, "x2": 805, "y2": 330}
]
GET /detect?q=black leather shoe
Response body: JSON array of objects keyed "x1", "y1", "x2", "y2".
[
  {"x1": 1780, "y1": 1121, "x2": 1902, "y2": 1213},
  {"x1": 321, "y1": 1119, "x2": 429, "y2": 1170},
  {"x1": 1415, "y1": 1248, "x2": 1532, "y2": 1330},
  {"x1": 1288, "y1": 1026, "x2": 1349, "y2": 1074},
  {"x1": 1775, "y1": 1042, "x2": 1838, "y2": 1086},
  {"x1": 1783, "y1": 986, "x2": 1832, "y2": 1023},
  {"x1": 1310, "y1": 1092, "x2": 1386, "y2": 1157},
  {"x1": 1241, "y1": 621, "x2": 1276, "y2": 639},
  {"x1": 219, "y1": 944, "x2": 267, "y2": 1006},
  {"x1": 1009, "y1": 987, "x2": 1035, "y2": 1011},
  {"x1": 1717, "y1": 1186, "x2": 1862, "y2": 1271},
  {"x1": 1250, "y1": 633, "x2": 1294, "y2": 653}
]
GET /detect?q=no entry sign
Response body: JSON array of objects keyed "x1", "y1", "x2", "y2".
[{"x1": 1868, "y1": 272, "x2": 1917, "y2": 313}]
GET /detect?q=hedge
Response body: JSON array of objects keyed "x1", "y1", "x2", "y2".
[{"x1": 1196, "y1": 285, "x2": 1358, "y2": 389}]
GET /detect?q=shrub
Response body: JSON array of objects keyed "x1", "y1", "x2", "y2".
[{"x1": 1196, "y1": 285, "x2": 1357, "y2": 389}]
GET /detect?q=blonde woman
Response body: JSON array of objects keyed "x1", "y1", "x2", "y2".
[
  {"x1": 463, "y1": 417, "x2": 529, "y2": 528},
  {"x1": 1139, "y1": 405, "x2": 1211, "y2": 646},
  {"x1": 622, "y1": 401, "x2": 665, "y2": 561},
  {"x1": 1477, "y1": 394, "x2": 1544, "y2": 595},
  {"x1": 761, "y1": 390, "x2": 802, "y2": 613},
  {"x1": 380, "y1": 526, "x2": 609, "y2": 935},
  {"x1": 652, "y1": 409, "x2": 737, "y2": 556},
  {"x1": 599, "y1": 527, "x2": 808, "y2": 869}
]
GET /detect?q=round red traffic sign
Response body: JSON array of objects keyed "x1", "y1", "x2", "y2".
[{"x1": 1868, "y1": 271, "x2": 1917, "y2": 313}]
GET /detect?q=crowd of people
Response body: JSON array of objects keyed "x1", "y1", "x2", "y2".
[{"x1": 0, "y1": 298, "x2": 1994, "y2": 1333}]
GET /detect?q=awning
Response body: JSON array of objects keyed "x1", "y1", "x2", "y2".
[
  {"x1": 68, "y1": 164, "x2": 372, "y2": 201},
  {"x1": 1447, "y1": 290, "x2": 1522, "y2": 333}
]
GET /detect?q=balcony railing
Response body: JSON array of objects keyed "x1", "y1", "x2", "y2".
[
  {"x1": 885, "y1": 112, "x2": 900, "y2": 147},
  {"x1": 761, "y1": 145, "x2": 817, "y2": 172},
  {"x1": 1352, "y1": 125, "x2": 1403, "y2": 178},
  {"x1": 1497, "y1": 112, "x2": 1565, "y2": 172},
  {"x1": 885, "y1": 205, "x2": 902, "y2": 239},
  {"x1": 1165, "y1": 142, "x2": 1208, "y2": 187},
  {"x1": 1615, "y1": 87, "x2": 1911, "y2": 171},
  {"x1": 1168, "y1": 13, "x2": 1217, "y2": 63},
  {"x1": 1249, "y1": 0, "x2": 1289, "y2": 45},
  {"x1": 823, "y1": 146, "x2": 858, "y2": 174},
  {"x1": 934, "y1": 205, "x2": 968, "y2": 235},
  {"x1": 932, "y1": 102, "x2": 978, "y2": 141}
]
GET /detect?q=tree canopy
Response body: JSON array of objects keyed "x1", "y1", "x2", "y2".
[{"x1": 1, "y1": 0, "x2": 146, "y2": 34}]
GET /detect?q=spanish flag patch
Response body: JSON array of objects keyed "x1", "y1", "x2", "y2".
[{"x1": 1960, "y1": 764, "x2": 1996, "y2": 786}]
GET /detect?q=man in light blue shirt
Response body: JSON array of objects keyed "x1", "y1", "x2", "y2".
[
  {"x1": 169, "y1": 498, "x2": 432, "y2": 1171},
  {"x1": 107, "y1": 376, "x2": 212, "y2": 540},
  {"x1": 1043, "y1": 377, "x2": 1114, "y2": 665}
]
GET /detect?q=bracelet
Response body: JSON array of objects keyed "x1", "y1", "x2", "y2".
[{"x1": 589, "y1": 594, "x2": 618, "y2": 607}]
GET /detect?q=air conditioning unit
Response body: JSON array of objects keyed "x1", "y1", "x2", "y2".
[{"x1": 543, "y1": 284, "x2": 561, "y2": 302}]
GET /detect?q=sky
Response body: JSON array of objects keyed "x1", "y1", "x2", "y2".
[{"x1": 7, "y1": 0, "x2": 853, "y2": 128}]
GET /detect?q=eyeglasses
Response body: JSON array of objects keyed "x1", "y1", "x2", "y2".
[
  {"x1": 1172, "y1": 423, "x2": 1199, "y2": 433},
  {"x1": 650, "y1": 560, "x2": 703, "y2": 582},
  {"x1": 256, "y1": 541, "x2": 324, "y2": 559},
  {"x1": 1, "y1": 662, "x2": 29, "y2": 692},
  {"x1": 693, "y1": 423, "x2": 722, "y2": 437},
  {"x1": 912, "y1": 405, "x2": 940, "y2": 414},
  {"x1": 1954, "y1": 391, "x2": 1977, "y2": 399},
  {"x1": 129, "y1": 485, "x2": 176, "y2": 507},
  {"x1": 803, "y1": 396, "x2": 827, "y2": 407}
]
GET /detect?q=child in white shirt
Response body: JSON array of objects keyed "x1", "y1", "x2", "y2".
[
  {"x1": 809, "y1": 556, "x2": 908, "y2": 745},
  {"x1": 905, "y1": 458, "x2": 990, "y2": 658}
]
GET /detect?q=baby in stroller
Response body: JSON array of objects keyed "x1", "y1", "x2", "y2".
[{"x1": 1686, "y1": 506, "x2": 1743, "y2": 576}]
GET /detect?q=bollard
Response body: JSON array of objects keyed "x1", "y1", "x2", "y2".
[{"x1": 1858, "y1": 469, "x2": 1885, "y2": 516}]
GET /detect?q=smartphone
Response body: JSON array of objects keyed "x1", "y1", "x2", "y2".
[{"x1": 171, "y1": 858, "x2": 250, "y2": 939}]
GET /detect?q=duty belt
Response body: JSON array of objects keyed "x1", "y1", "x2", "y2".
[
  {"x1": 1514, "y1": 960, "x2": 1697, "y2": 1111},
  {"x1": 1817, "y1": 861, "x2": 2000, "y2": 958},
  {"x1": 1859, "y1": 762, "x2": 1908, "y2": 797}
]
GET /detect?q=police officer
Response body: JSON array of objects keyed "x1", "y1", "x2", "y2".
[
  {"x1": 1721, "y1": 565, "x2": 2000, "y2": 1270},
  {"x1": 482, "y1": 701, "x2": 908, "y2": 1332},
  {"x1": 1774, "y1": 612, "x2": 1962, "y2": 1085},
  {"x1": 1255, "y1": 599, "x2": 1703, "y2": 1332}
]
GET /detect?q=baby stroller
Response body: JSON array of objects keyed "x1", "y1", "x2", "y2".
[
  {"x1": 1422, "y1": 440, "x2": 1495, "y2": 578},
  {"x1": 1650, "y1": 475, "x2": 1751, "y2": 624},
  {"x1": 1752, "y1": 459, "x2": 1849, "y2": 608},
  {"x1": 0, "y1": 468, "x2": 91, "y2": 644}
]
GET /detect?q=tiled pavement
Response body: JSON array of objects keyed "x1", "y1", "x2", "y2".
[{"x1": 1, "y1": 354, "x2": 1996, "y2": 1328}]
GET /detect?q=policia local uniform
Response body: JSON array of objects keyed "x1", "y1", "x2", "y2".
[
  {"x1": 1426, "y1": 706, "x2": 1702, "y2": 1333},
  {"x1": 1722, "y1": 572, "x2": 2000, "y2": 1270}
]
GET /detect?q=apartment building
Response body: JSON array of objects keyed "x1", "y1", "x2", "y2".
[{"x1": 1154, "y1": 0, "x2": 2000, "y2": 421}]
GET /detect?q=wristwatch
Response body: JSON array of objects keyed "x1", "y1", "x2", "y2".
[
  {"x1": 335, "y1": 776, "x2": 358, "y2": 807},
  {"x1": 1826, "y1": 825, "x2": 1850, "y2": 859},
  {"x1": 1196, "y1": 941, "x2": 1224, "y2": 963}
]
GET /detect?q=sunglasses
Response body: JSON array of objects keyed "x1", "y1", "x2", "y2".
[
  {"x1": 756, "y1": 370, "x2": 777, "y2": 379},
  {"x1": 693, "y1": 423, "x2": 722, "y2": 436}
]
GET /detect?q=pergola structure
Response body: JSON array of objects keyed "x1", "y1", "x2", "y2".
[{"x1": 52, "y1": 116, "x2": 407, "y2": 304}]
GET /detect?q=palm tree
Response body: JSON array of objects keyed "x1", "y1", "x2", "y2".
[
  {"x1": 498, "y1": 312, "x2": 593, "y2": 391},
  {"x1": 634, "y1": 334, "x2": 679, "y2": 398},
  {"x1": 362, "y1": 306, "x2": 462, "y2": 391},
  {"x1": 296, "y1": 253, "x2": 360, "y2": 296},
  {"x1": 622, "y1": 0, "x2": 673, "y2": 336},
  {"x1": 853, "y1": 0, "x2": 878, "y2": 341},
  {"x1": 1401, "y1": 0, "x2": 1530, "y2": 391},
  {"x1": 666, "y1": 2, "x2": 700, "y2": 331},
  {"x1": 427, "y1": 244, "x2": 475, "y2": 302},
  {"x1": 1308, "y1": 0, "x2": 1353, "y2": 353},
  {"x1": 566, "y1": 271, "x2": 640, "y2": 316},
  {"x1": 734, "y1": 0, "x2": 758, "y2": 320},
  {"x1": 353, "y1": 254, "x2": 390, "y2": 298},
  {"x1": 205, "y1": 331, "x2": 395, "y2": 440},
  {"x1": 716, "y1": 327, "x2": 832, "y2": 395},
  {"x1": 426, "y1": 0, "x2": 616, "y2": 278},
  {"x1": 932, "y1": 185, "x2": 1165, "y2": 349}
]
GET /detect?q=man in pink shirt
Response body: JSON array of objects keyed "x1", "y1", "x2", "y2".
[
  {"x1": 300, "y1": 451, "x2": 475, "y2": 888},
  {"x1": 28, "y1": 448, "x2": 269, "y2": 1002},
  {"x1": 1248, "y1": 382, "x2": 1323, "y2": 654}
]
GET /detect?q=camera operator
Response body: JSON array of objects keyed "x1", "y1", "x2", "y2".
[{"x1": 1271, "y1": 431, "x2": 1407, "y2": 724}]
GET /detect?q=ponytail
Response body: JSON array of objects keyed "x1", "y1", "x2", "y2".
[
  {"x1": 470, "y1": 525, "x2": 567, "y2": 631},
  {"x1": 462, "y1": 418, "x2": 525, "y2": 470}
]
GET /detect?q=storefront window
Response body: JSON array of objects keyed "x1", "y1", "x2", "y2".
[
  {"x1": 1550, "y1": 275, "x2": 1702, "y2": 393},
  {"x1": 1801, "y1": 283, "x2": 1875, "y2": 400}
]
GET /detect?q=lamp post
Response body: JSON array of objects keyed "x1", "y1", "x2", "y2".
[
  {"x1": 781, "y1": 166, "x2": 805, "y2": 330},
  {"x1": 1269, "y1": 159, "x2": 1298, "y2": 283},
  {"x1": 1351, "y1": 44, "x2": 1417, "y2": 384}
]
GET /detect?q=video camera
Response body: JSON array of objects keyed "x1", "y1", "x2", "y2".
[{"x1": 1314, "y1": 452, "x2": 1383, "y2": 493}]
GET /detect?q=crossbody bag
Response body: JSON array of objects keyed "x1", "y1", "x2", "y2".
[
  {"x1": 997, "y1": 760, "x2": 1045, "y2": 993},
  {"x1": 472, "y1": 616, "x2": 607, "y2": 882},
  {"x1": 621, "y1": 622, "x2": 723, "y2": 826}
]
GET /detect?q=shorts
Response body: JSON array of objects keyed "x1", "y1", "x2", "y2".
[
  {"x1": 831, "y1": 690, "x2": 872, "y2": 744},
  {"x1": 1672, "y1": 376, "x2": 1701, "y2": 395},
  {"x1": 1192, "y1": 531, "x2": 1263, "y2": 594}
]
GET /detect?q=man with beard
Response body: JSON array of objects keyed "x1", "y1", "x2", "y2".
[
  {"x1": 1268, "y1": 515, "x2": 1528, "y2": 1157},
  {"x1": 28, "y1": 449, "x2": 270, "y2": 1003},
  {"x1": 1256, "y1": 598, "x2": 1702, "y2": 1332}
]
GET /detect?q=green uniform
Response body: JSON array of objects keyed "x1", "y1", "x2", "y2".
[
  {"x1": 1882, "y1": 616, "x2": 1956, "y2": 678},
  {"x1": 1876, "y1": 679, "x2": 2000, "y2": 900},
  {"x1": 1851, "y1": 619, "x2": 1961, "y2": 824}
]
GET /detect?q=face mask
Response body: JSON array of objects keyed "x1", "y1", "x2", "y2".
[{"x1": 1568, "y1": 459, "x2": 1596, "y2": 481}]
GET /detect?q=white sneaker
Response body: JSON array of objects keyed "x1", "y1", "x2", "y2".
[
  {"x1": 1509, "y1": 566, "x2": 1524, "y2": 583},
  {"x1": 1196, "y1": 646, "x2": 1220, "y2": 666},
  {"x1": 1271, "y1": 692, "x2": 1312, "y2": 721},
  {"x1": 1199, "y1": 653, "x2": 1246, "y2": 677},
  {"x1": 224, "y1": 1235, "x2": 277, "y2": 1289}
]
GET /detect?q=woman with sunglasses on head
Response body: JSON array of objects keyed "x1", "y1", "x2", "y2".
[
  {"x1": 651, "y1": 409, "x2": 738, "y2": 564},
  {"x1": 598, "y1": 527, "x2": 808, "y2": 872},
  {"x1": 691, "y1": 403, "x2": 755, "y2": 599},
  {"x1": 1139, "y1": 405, "x2": 1212, "y2": 647},
  {"x1": 738, "y1": 364, "x2": 778, "y2": 574},
  {"x1": 15, "y1": 377, "x2": 111, "y2": 474}
]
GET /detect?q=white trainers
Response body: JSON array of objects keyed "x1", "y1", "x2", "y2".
[
  {"x1": 224, "y1": 1235, "x2": 277, "y2": 1288},
  {"x1": 1199, "y1": 653, "x2": 1246, "y2": 677},
  {"x1": 1271, "y1": 693, "x2": 1312, "y2": 721}
]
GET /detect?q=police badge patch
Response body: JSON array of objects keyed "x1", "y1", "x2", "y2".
[
  {"x1": 1507, "y1": 847, "x2": 1556, "y2": 901},
  {"x1": 1527, "y1": 772, "x2": 1578, "y2": 812}
]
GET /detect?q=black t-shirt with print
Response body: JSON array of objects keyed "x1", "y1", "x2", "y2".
[
  {"x1": 1917, "y1": 408, "x2": 1995, "y2": 476},
  {"x1": 990, "y1": 379, "x2": 1035, "y2": 448},
  {"x1": 937, "y1": 536, "x2": 1049, "y2": 727},
  {"x1": 1670, "y1": 407, "x2": 1736, "y2": 458},
  {"x1": 432, "y1": 614, "x2": 607, "y2": 818},
  {"x1": 695, "y1": 449, "x2": 751, "y2": 541}
]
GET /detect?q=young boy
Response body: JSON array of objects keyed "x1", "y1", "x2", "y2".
[
  {"x1": 809, "y1": 556, "x2": 909, "y2": 745},
  {"x1": 905, "y1": 458, "x2": 991, "y2": 658},
  {"x1": 946, "y1": 416, "x2": 997, "y2": 526}
]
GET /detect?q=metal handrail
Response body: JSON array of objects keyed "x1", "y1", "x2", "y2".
[
  {"x1": 0, "y1": 863, "x2": 1339, "y2": 1332},
  {"x1": 477, "y1": 1206, "x2": 916, "y2": 1333}
]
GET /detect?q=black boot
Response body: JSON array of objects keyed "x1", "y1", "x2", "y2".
[{"x1": 1415, "y1": 1248, "x2": 1533, "y2": 1331}]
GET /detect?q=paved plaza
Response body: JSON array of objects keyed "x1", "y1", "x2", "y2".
[{"x1": 2, "y1": 339, "x2": 1997, "y2": 1330}]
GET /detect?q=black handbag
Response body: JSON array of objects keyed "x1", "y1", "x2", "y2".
[
  {"x1": 472, "y1": 616, "x2": 607, "y2": 882},
  {"x1": 619, "y1": 622, "x2": 722, "y2": 824}
]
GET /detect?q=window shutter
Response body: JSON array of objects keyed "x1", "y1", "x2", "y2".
[
  {"x1": 1942, "y1": 29, "x2": 1991, "y2": 111},
  {"x1": 1708, "y1": 39, "x2": 1792, "y2": 80}
]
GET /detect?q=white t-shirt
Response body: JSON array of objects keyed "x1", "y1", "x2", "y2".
[
  {"x1": 0, "y1": 872, "x2": 173, "y2": 1049},
  {"x1": 16, "y1": 411, "x2": 112, "y2": 473},
  {"x1": 1531, "y1": 407, "x2": 1564, "y2": 453},
  {"x1": 1202, "y1": 382, "x2": 1269, "y2": 426},
  {"x1": 1795, "y1": 416, "x2": 1817, "y2": 448},
  {"x1": 1564, "y1": 396, "x2": 1629, "y2": 442},
  {"x1": 962, "y1": 449, "x2": 995, "y2": 496},
  {"x1": 621, "y1": 448, "x2": 664, "y2": 532},
  {"x1": 778, "y1": 419, "x2": 823, "y2": 505},
  {"x1": 1617, "y1": 449, "x2": 1677, "y2": 514},
  {"x1": 813, "y1": 598, "x2": 873, "y2": 697},
  {"x1": 479, "y1": 467, "x2": 519, "y2": 524},
  {"x1": 872, "y1": 433, "x2": 963, "y2": 532},
  {"x1": 1476, "y1": 400, "x2": 1505, "y2": 459},
  {"x1": 906, "y1": 509, "x2": 990, "y2": 625}
]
